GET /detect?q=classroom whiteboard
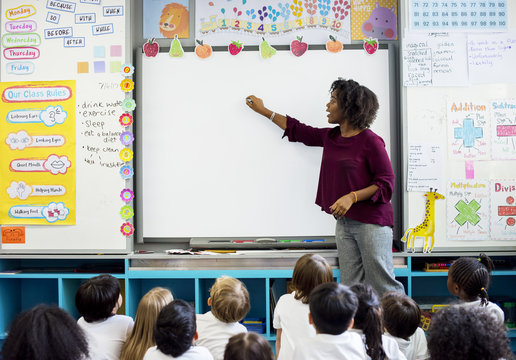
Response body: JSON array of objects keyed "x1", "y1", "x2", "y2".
[
  {"x1": 0, "y1": 0, "x2": 131, "y2": 253},
  {"x1": 138, "y1": 47, "x2": 395, "y2": 239}
]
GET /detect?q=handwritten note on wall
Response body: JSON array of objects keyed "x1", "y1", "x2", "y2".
[
  {"x1": 402, "y1": 33, "x2": 468, "y2": 87},
  {"x1": 468, "y1": 30, "x2": 516, "y2": 84},
  {"x1": 407, "y1": 143, "x2": 442, "y2": 192}
]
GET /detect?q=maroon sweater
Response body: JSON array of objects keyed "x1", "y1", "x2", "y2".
[{"x1": 283, "y1": 116, "x2": 394, "y2": 227}]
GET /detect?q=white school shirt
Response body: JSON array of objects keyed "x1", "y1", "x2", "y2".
[
  {"x1": 350, "y1": 329, "x2": 407, "y2": 360},
  {"x1": 194, "y1": 311, "x2": 247, "y2": 360},
  {"x1": 292, "y1": 332, "x2": 367, "y2": 360},
  {"x1": 78, "y1": 314, "x2": 134, "y2": 360},
  {"x1": 458, "y1": 299, "x2": 505, "y2": 324},
  {"x1": 143, "y1": 345, "x2": 213, "y2": 360},
  {"x1": 273, "y1": 292, "x2": 316, "y2": 360},
  {"x1": 385, "y1": 328, "x2": 429, "y2": 360}
]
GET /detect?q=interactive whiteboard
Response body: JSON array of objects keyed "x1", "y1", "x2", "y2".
[{"x1": 138, "y1": 47, "x2": 395, "y2": 239}]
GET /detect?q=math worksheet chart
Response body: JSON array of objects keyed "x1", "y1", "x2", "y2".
[{"x1": 409, "y1": 0, "x2": 508, "y2": 31}]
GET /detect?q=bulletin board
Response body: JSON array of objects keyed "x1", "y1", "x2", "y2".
[
  {"x1": 400, "y1": 1, "x2": 516, "y2": 251},
  {"x1": 137, "y1": 46, "x2": 398, "y2": 240},
  {"x1": 0, "y1": 0, "x2": 133, "y2": 253}
]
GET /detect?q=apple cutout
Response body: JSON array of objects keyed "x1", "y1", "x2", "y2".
[
  {"x1": 143, "y1": 38, "x2": 159, "y2": 57},
  {"x1": 291, "y1": 36, "x2": 308, "y2": 57}
]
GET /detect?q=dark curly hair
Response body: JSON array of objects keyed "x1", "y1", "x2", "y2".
[
  {"x1": 329, "y1": 78, "x2": 379, "y2": 130},
  {"x1": 427, "y1": 305, "x2": 513, "y2": 360},
  {"x1": 1, "y1": 304, "x2": 89, "y2": 360},
  {"x1": 448, "y1": 253, "x2": 494, "y2": 305}
]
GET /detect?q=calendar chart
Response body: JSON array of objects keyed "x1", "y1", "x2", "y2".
[{"x1": 409, "y1": 0, "x2": 507, "y2": 31}]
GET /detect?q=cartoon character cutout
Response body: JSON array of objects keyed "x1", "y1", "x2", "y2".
[
  {"x1": 361, "y1": 2, "x2": 397, "y2": 40},
  {"x1": 159, "y1": 3, "x2": 189, "y2": 38}
]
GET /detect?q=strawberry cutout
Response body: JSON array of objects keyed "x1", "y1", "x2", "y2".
[
  {"x1": 229, "y1": 40, "x2": 243, "y2": 55},
  {"x1": 363, "y1": 37, "x2": 378, "y2": 55}
]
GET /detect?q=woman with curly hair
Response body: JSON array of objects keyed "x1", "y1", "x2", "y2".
[
  {"x1": 427, "y1": 305, "x2": 512, "y2": 360},
  {"x1": 246, "y1": 78, "x2": 403, "y2": 296}
]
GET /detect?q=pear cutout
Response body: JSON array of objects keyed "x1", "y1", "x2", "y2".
[
  {"x1": 259, "y1": 38, "x2": 276, "y2": 59},
  {"x1": 169, "y1": 35, "x2": 184, "y2": 58}
]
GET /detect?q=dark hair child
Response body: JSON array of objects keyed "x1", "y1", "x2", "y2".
[
  {"x1": 223, "y1": 332, "x2": 274, "y2": 360},
  {"x1": 1, "y1": 304, "x2": 89, "y2": 360}
]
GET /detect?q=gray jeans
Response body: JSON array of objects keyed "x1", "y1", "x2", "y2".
[{"x1": 335, "y1": 217, "x2": 405, "y2": 296}]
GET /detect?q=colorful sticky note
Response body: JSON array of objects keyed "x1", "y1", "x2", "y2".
[
  {"x1": 77, "y1": 62, "x2": 89, "y2": 73},
  {"x1": 1, "y1": 226, "x2": 25, "y2": 244},
  {"x1": 110, "y1": 61, "x2": 122, "y2": 73},
  {"x1": 94, "y1": 61, "x2": 106, "y2": 73},
  {"x1": 111, "y1": 45, "x2": 122, "y2": 57},
  {"x1": 94, "y1": 46, "x2": 105, "y2": 58}
]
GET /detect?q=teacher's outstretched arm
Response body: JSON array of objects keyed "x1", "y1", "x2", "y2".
[{"x1": 246, "y1": 95, "x2": 287, "y2": 130}]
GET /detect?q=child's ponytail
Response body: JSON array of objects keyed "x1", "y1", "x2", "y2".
[
  {"x1": 362, "y1": 304, "x2": 386, "y2": 360},
  {"x1": 350, "y1": 283, "x2": 387, "y2": 360}
]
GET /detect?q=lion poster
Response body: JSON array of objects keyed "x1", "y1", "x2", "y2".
[{"x1": 143, "y1": 0, "x2": 190, "y2": 39}]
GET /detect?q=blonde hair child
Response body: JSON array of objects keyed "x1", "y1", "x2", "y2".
[
  {"x1": 196, "y1": 276, "x2": 251, "y2": 360},
  {"x1": 120, "y1": 287, "x2": 174, "y2": 360},
  {"x1": 273, "y1": 254, "x2": 333, "y2": 360}
]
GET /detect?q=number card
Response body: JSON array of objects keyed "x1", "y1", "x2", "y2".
[{"x1": 409, "y1": 0, "x2": 507, "y2": 31}]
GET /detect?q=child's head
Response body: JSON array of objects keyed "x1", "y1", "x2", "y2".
[
  {"x1": 292, "y1": 254, "x2": 333, "y2": 304},
  {"x1": 75, "y1": 274, "x2": 121, "y2": 322},
  {"x1": 154, "y1": 299, "x2": 196, "y2": 358},
  {"x1": 1, "y1": 304, "x2": 89, "y2": 360},
  {"x1": 120, "y1": 287, "x2": 174, "y2": 360},
  {"x1": 381, "y1": 291, "x2": 421, "y2": 340},
  {"x1": 329, "y1": 78, "x2": 379, "y2": 129},
  {"x1": 350, "y1": 283, "x2": 387, "y2": 360},
  {"x1": 447, "y1": 253, "x2": 494, "y2": 305},
  {"x1": 427, "y1": 305, "x2": 512, "y2": 360},
  {"x1": 308, "y1": 282, "x2": 357, "y2": 335},
  {"x1": 209, "y1": 276, "x2": 250, "y2": 323},
  {"x1": 223, "y1": 332, "x2": 274, "y2": 360}
]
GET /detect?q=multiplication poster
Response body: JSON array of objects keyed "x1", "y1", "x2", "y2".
[
  {"x1": 447, "y1": 180, "x2": 489, "y2": 241},
  {"x1": 0, "y1": 80, "x2": 76, "y2": 225}
]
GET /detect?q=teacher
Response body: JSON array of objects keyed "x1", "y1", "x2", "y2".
[{"x1": 246, "y1": 78, "x2": 404, "y2": 296}]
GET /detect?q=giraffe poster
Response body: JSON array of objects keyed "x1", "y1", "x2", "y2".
[
  {"x1": 491, "y1": 179, "x2": 516, "y2": 240},
  {"x1": 447, "y1": 180, "x2": 489, "y2": 241},
  {"x1": 491, "y1": 99, "x2": 516, "y2": 160},
  {"x1": 448, "y1": 100, "x2": 489, "y2": 160}
]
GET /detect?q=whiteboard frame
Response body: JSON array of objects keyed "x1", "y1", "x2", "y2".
[{"x1": 136, "y1": 44, "x2": 401, "y2": 243}]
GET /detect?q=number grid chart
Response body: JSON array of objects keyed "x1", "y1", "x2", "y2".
[{"x1": 409, "y1": 0, "x2": 507, "y2": 31}]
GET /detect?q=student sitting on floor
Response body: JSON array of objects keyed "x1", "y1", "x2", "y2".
[
  {"x1": 223, "y1": 332, "x2": 274, "y2": 360},
  {"x1": 195, "y1": 276, "x2": 250, "y2": 360},
  {"x1": 293, "y1": 282, "x2": 366, "y2": 360},
  {"x1": 381, "y1": 292, "x2": 429, "y2": 360},
  {"x1": 144, "y1": 299, "x2": 213, "y2": 360},
  {"x1": 1, "y1": 304, "x2": 89, "y2": 360},
  {"x1": 75, "y1": 273, "x2": 134, "y2": 360}
]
